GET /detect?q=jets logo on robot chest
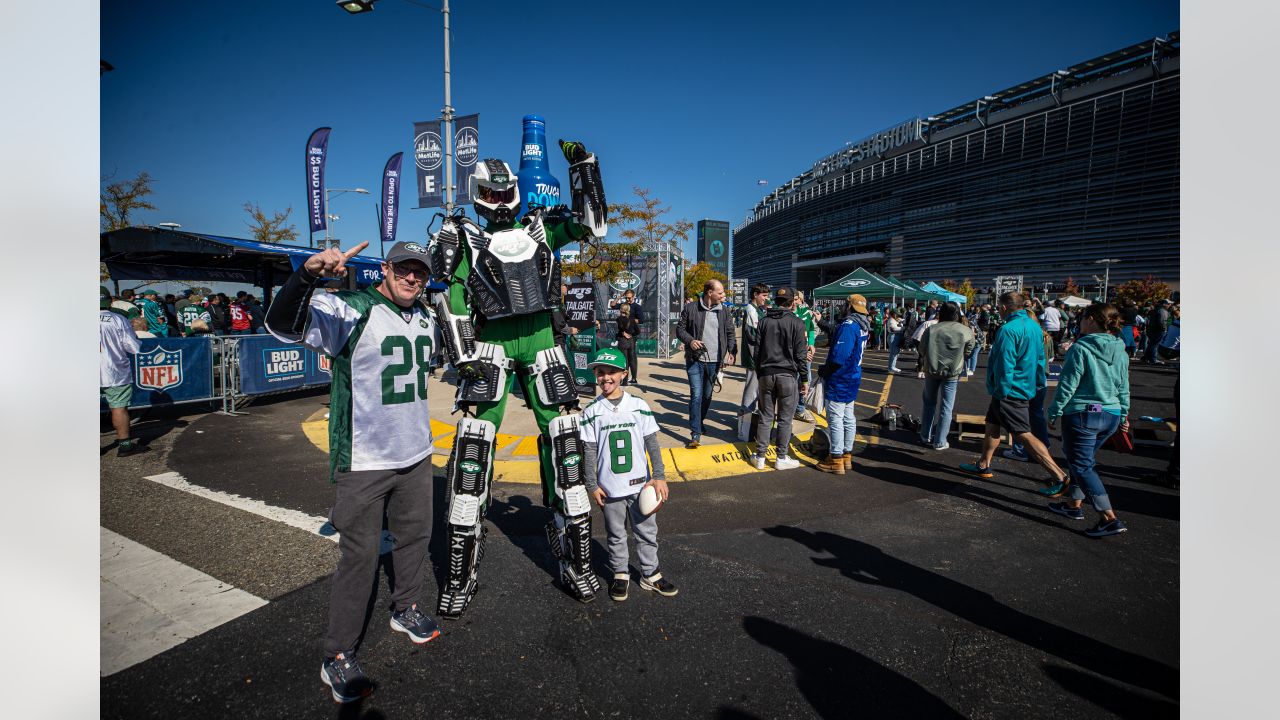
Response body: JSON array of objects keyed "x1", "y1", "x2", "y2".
[{"x1": 136, "y1": 347, "x2": 183, "y2": 391}]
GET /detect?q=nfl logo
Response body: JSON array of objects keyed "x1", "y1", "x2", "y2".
[
  {"x1": 137, "y1": 347, "x2": 183, "y2": 391},
  {"x1": 318, "y1": 355, "x2": 332, "y2": 374}
]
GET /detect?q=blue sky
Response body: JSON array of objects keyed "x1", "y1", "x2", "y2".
[{"x1": 101, "y1": 0, "x2": 1179, "y2": 270}]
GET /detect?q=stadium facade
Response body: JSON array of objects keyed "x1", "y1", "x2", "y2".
[{"x1": 732, "y1": 33, "x2": 1179, "y2": 296}]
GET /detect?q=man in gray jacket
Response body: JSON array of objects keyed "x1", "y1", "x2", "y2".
[
  {"x1": 676, "y1": 279, "x2": 737, "y2": 448},
  {"x1": 918, "y1": 303, "x2": 976, "y2": 450},
  {"x1": 750, "y1": 287, "x2": 809, "y2": 470}
]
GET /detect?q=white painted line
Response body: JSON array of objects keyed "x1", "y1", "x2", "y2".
[
  {"x1": 144, "y1": 471, "x2": 338, "y2": 543},
  {"x1": 101, "y1": 527, "x2": 268, "y2": 676}
]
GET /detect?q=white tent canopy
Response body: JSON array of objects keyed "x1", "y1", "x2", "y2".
[{"x1": 1059, "y1": 295, "x2": 1092, "y2": 307}]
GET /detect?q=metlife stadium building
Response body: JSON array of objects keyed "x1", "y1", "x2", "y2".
[{"x1": 732, "y1": 33, "x2": 1179, "y2": 295}]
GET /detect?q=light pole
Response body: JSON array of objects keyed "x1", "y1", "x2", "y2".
[
  {"x1": 1094, "y1": 258, "x2": 1121, "y2": 303},
  {"x1": 338, "y1": 0, "x2": 455, "y2": 212},
  {"x1": 324, "y1": 187, "x2": 369, "y2": 248}
]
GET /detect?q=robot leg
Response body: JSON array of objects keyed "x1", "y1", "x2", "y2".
[
  {"x1": 542, "y1": 414, "x2": 600, "y2": 601},
  {"x1": 438, "y1": 417, "x2": 496, "y2": 618},
  {"x1": 526, "y1": 345, "x2": 579, "y2": 410}
]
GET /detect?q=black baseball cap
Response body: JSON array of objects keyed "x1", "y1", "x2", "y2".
[
  {"x1": 774, "y1": 287, "x2": 795, "y2": 303},
  {"x1": 385, "y1": 241, "x2": 430, "y2": 267}
]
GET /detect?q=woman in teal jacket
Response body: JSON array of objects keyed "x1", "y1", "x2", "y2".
[{"x1": 1044, "y1": 302, "x2": 1131, "y2": 538}]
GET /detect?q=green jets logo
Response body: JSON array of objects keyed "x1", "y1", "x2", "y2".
[
  {"x1": 710, "y1": 239, "x2": 725, "y2": 258},
  {"x1": 403, "y1": 243, "x2": 426, "y2": 254},
  {"x1": 561, "y1": 454, "x2": 582, "y2": 468},
  {"x1": 459, "y1": 460, "x2": 482, "y2": 474}
]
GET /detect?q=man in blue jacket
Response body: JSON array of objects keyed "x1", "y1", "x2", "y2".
[
  {"x1": 816, "y1": 294, "x2": 869, "y2": 474},
  {"x1": 960, "y1": 292, "x2": 1068, "y2": 487}
]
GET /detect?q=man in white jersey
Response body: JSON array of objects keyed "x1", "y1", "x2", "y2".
[
  {"x1": 580, "y1": 348, "x2": 678, "y2": 601},
  {"x1": 100, "y1": 287, "x2": 146, "y2": 457},
  {"x1": 265, "y1": 240, "x2": 441, "y2": 705}
]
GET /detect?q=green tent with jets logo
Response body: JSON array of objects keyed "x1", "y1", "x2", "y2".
[{"x1": 812, "y1": 267, "x2": 907, "y2": 301}]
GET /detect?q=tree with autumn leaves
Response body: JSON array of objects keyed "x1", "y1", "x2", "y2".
[
  {"x1": 561, "y1": 186, "x2": 684, "y2": 284},
  {"x1": 1114, "y1": 275, "x2": 1172, "y2": 307}
]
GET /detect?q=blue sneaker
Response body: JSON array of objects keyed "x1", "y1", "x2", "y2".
[
  {"x1": 321, "y1": 652, "x2": 373, "y2": 704},
  {"x1": 1085, "y1": 519, "x2": 1128, "y2": 538},
  {"x1": 390, "y1": 604, "x2": 441, "y2": 644},
  {"x1": 1047, "y1": 502, "x2": 1085, "y2": 521},
  {"x1": 1001, "y1": 448, "x2": 1029, "y2": 462}
]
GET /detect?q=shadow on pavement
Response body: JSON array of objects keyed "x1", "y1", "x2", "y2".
[
  {"x1": 1042, "y1": 663, "x2": 1178, "y2": 717},
  {"x1": 336, "y1": 697, "x2": 386, "y2": 720},
  {"x1": 742, "y1": 616, "x2": 962, "y2": 718},
  {"x1": 762, "y1": 525, "x2": 1178, "y2": 701}
]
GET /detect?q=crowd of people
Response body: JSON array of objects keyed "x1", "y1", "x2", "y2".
[{"x1": 102, "y1": 287, "x2": 270, "y2": 338}]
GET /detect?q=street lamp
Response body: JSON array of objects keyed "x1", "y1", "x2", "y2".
[
  {"x1": 338, "y1": 0, "x2": 456, "y2": 212},
  {"x1": 324, "y1": 187, "x2": 369, "y2": 248},
  {"x1": 1094, "y1": 258, "x2": 1121, "y2": 303}
]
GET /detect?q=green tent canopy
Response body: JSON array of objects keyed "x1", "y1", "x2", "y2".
[
  {"x1": 901, "y1": 278, "x2": 950, "y2": 303},
  {"x1": 812, "y1": 267, "x2": 906, "y2": 300},
  {"x1": 884, "y1": 275, "x2": 932, "y2": 302}
]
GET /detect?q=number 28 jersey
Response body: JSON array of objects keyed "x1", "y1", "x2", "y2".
[
  {"x1": 578, "y1": 392, "x2": 659, "y2": 498},
  {"x1": 287, "y1": 286, "x2": 435, "y2": 477}
]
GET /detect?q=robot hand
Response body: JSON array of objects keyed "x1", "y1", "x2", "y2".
[
  {"x1": 559, "y1": 139, "x2": 590, "y2": 164},
  {"x1": 558, "y1": 140, "x2": 607, "y2": 238}
]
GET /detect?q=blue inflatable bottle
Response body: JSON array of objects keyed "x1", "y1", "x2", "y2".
[{"x1": 517, "y1": 114, "x2": 561, "y2": 212}]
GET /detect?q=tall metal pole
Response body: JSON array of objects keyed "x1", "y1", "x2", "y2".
[
  {"x1": 442, "y1": 0, "x2": 454, "y2": 213},
  {"x1": 1102, "y1": 263, "x2": 1110, "y2": 303},
  {"x1": 324, "y1": 191, "x2": 331, "y2": 249}
]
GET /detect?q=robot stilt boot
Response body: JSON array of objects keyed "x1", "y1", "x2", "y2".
[
  {"x1": 437, "y1": 417, "x2": 496, "y2": 618},
  {"x1": 542, "y1": 414, "x2": 599, "y2": 601}
]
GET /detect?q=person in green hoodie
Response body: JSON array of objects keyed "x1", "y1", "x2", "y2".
[
  {"x1": 1043, "y1": 302, "x2": 1131, "y2": 538},
  {"x1": 960, "y1": 291, "x2": 1068, "y2": 489}
]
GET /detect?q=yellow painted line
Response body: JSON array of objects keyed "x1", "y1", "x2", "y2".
[
  {"x1": 510, "y1": 434, "x2": 541, "y2": 457},
  {"x1": 858, "y1": 376, "x2": 887, "y2": 385},
  {"x1": 877, "y1": 373, "x2": 894, "y2": 406}
]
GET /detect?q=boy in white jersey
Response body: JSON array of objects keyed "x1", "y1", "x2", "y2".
[
  {"x1": 580, "y1": 348, "x2": 678, "y2": 601},
  {"x1": 266, "y1": 240, "x2": 441, "y2": 704}
]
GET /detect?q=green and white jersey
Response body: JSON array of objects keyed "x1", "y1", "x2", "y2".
[
  {"x1": 578, "y1": 392, "x2": 659, "y2": 498},
  {"x1": 178, "y1": 304, "x2": 212, "y2": 334},
  {"x1": 273, "y1": 286, "x2": 435, "y2": 477}
]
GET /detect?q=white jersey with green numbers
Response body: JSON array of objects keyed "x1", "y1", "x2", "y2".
[
  {"x1": 578, "y1": 392, "x2": 659, "y2": 498},
  {"x1": 272, "y1": 286, "x2": 435, "y2": 476}
]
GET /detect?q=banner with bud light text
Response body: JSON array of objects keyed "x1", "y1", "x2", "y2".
[
  {"x1": 413, "y1": 120, "x2": 444, "y2": 208},
  {"x1": 236, "y1": 335, "x2": 331, "y2": 396},
  {"x1": 380, "y1": 152, "x2": 403, "y2": 246},
  {"x1": 306, "y1": 127, "x2": 331, "y2": 236},
  {"x1": 453, "y1": 114, "x2": 479, "y2": 206}
]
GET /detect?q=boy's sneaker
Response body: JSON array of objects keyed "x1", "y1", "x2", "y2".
[
  {"x1": 931, "y1": 442, "x2": 950, "y2": 451},
  {"x1": 609, "y1": 573, "x2": 629, "y2": 602},
  {"x1": 1038, "y1": 479, "x2": 1072, "y2": 498},
  {"x1": 639, "y1": 572, "x2": 679, "y2": 597},
  {"x1": 749, "y1": 454, "x2": 766, "y2": 470},
  {"x1": 1085, "y1": 519, "x2": 1128, "y2": 538},
  {"x1": 1001, "y1": 448, "x2": 1029, "y2": 462},
  {"x1": 1047, "y1": 502, "x2": 1085, "y2": 521},
  {"x1": 958, "y1": 462, "x2": 994, "y2": 478},
  {"x1": 389, "y1": 604, "x2": 440, "y2": 644},
  {"x1": 321, "y1": 652, "x2": 373, "y2": 704},
  {"x1": 774, "y1": 456, "x2": 800, "y2": 470}
]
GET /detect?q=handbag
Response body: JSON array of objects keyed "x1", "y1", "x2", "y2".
[
  {"x1": 1104, "y1": 428, "x2": 1135, "y2": 453},
  {"x1": 804, "y1": 376, "x2": 826, "y2": 414}
]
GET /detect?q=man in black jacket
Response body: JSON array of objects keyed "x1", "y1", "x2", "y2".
[
  {"x1": 676, "y1": 279, "x2": 737, "y2": 448},
  {"x1": 750, "y1": 287, "x2": 808, "y2": 470}
]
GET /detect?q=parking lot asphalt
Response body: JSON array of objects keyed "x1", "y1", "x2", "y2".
[{"x1": 100, "y1": 346, "x2": 1180, "y2": 718}]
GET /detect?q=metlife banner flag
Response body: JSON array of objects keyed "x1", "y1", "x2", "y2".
[
  {"x1": 454, "y1": 114, "x2": 479, "y2": 206},
  {"x1": 413, "y1": 120, "x2": 444, "y2": 208}
]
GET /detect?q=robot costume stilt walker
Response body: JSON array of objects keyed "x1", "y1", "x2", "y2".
[{"x1": 429, "y1": 140, "x2": 608, "y2": 617}]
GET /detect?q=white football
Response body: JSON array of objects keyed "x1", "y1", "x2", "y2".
[{"x1": 637, "y1": 484, "x2": 663, "y2": 515}]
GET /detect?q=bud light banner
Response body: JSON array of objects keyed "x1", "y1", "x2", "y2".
[
  {"x1": 413, "y1": 120, "x2": 444, "y2": 208},
  {"x1": 380, "y1": 152, "x2": 403, "y2": 246},
  {"x1": 454, "y1": 114, "x2": 479, "y2": 206},
  {"x1": 236, "y1": 335, "x2": 331, "y2": 396},
  {"x1": 306, "y1": 127, "x2": 331, "y2": 235}
]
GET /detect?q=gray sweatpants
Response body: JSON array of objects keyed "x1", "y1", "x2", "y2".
[
  {"x1": 602, "y1": 494, "x2": 659, "y2": 577},
  {"x1": 323, "y1": 456, "x2": 434, "y2": 658},
  {"x1": 756, "y1": 373, "x2": 799, "y2": 458}
]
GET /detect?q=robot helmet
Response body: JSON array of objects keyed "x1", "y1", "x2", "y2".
[{"x1": 471, "y1": 159, "x2": 520, "y2": 224}]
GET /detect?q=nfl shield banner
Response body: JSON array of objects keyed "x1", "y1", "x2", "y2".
[{"x1": 104, "y1": 337, "x2": 215, "y2": 410}]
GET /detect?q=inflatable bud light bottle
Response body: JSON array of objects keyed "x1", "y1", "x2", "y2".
[{"x1": 517, "y1": 114, "x2": 561, "y2": 213}]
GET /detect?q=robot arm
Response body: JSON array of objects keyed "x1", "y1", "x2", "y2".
[
  {"x1": 559, "y1": 140, "x2": 607, "y2": 238},
  {"x1": 430, "y1": 293, "x2": 511, "y2": 406}
]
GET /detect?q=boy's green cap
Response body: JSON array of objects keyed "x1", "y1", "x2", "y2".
[{"x1": 589, "y1": 347, "x2": 627, "y2": 371}]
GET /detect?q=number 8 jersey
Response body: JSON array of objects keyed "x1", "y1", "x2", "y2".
[
  {"x1": 291, "y1": 287, "x2": 436, "y2": 477},
  {"x1": 578, "y1": 392, "x2": 659, "y2": 498}
]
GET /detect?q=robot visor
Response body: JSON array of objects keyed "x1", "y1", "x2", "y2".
[{"x1": 477, "y1": 184, "x2": 516, "y2": 204}]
